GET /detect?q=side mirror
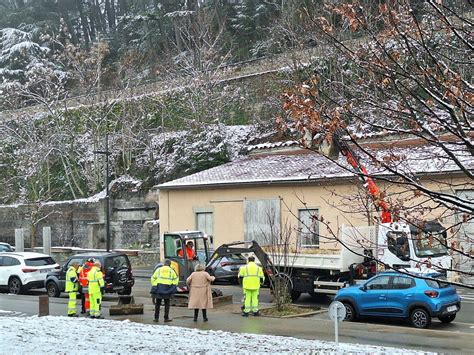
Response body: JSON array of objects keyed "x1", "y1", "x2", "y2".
[{"x1": 360, "y1": 285, "x2": 367, "y2": 292}]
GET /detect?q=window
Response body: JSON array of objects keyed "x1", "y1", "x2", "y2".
[
  {"x1": 2, "y1": 256, "x2": 19, "y2": 266},
  {"x1": 244, "y1": 199, "x2": 280, "y2": 245},
  {"x1": 365, "y1": 276, "x2": 391, "y2": 290},
  {"x1": 164, "y1": 235, "x2": 182, "y2": 259},
  {"x1": 25, "y1": 257, "x2": 55, "y2": 266},
  {"x1": 387, "y1": 231, "x2": 410, "y2": 261},
  {"x1": 392, "y1": 276, "x2": 415, "y2": 289},
  {"x1": 196, "y1": 212, "x2": 214, "y2": 242},
  {"x1": 413, "y1": 232, "x2": 448, "y2": 257},
  {"x1": 425, "y1": 275, "x2": 450, "y2": 289},
  {"x1": 298, "y1": 209, "x2": 319, "y2": 247},
  {"x1": 106, "y1": 255, "x2": 129, "y2": 269},
  {"x1": 65, "y1": 257, "x2": 84, "y2": 269}
]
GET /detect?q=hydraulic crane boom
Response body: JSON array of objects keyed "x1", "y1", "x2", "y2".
[{"x1": 331, "y1": 129, "x2": 392, "y2": 223}]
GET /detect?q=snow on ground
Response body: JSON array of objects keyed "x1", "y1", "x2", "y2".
[{"x1": 0, "y1": 315, "x2": 429, "y2": 354}]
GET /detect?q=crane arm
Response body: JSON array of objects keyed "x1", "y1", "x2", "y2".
[{"x1": 332, "y1": 129, "x2": 392, "y2": 223}]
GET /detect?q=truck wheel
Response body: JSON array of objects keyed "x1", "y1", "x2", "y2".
[
  {"x1": 342, "y1": 302, "x2": 356, "y2": 321},
  {"x1": 290, "y1": 290, "x2": 301, "y2": 302},
  {"x1": 46, "y1": 281, "x2": 60, "y2": 297},
  {"x1": 410, "y1": 308, "x2": 431, "y2": 329},
  {"x1": 439, "y1": 314, "x2": 456, "y2": 323},
  {"x1": 8, "y1": 277, "x2": 22, "y2": 295}
]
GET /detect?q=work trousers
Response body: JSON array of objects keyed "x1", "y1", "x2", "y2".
[
  {"x1": 79, "y1": 287, "x2": 86, "y2": 313},
  {"x1": 67, "y1": 291, "x2": 77, "y2": 315},
  {"x1": 243, "y1": 288, "x2": 259, "y2": 313},
  {"x1": 89, "y1": 292, "x2": 102, "y2": 317},
  {"x1": 81, "y1": 288, "x2": 90, "y2": 313},
  {"x1": 154, "y1": 298, "x2": 170, "y2": 320}
]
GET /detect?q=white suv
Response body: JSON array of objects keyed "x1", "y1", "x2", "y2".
[{"x1": 0, "y1": 252, "x2": 59, "y2": 294}]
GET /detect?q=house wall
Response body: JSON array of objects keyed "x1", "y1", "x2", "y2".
[
  {"x1": 160, "y1": 182, "x2": 366, "y2": 249},
  {"x1": 158, "y1": 176, "x2": 472, "y2": 252}
]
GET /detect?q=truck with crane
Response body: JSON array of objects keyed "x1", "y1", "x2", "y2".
[
  {"x1": 159, "y1": 130, "x2": 452, "y2": 301},
  {"x1": 267, "y1": 129, "x2": 452, "y2": 299}
]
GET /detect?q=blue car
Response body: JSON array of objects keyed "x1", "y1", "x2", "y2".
[{"x1": 335, "y1": 271, "x2": 461, "y2": 328}]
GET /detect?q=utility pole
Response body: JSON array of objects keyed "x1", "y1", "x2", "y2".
[
  {"x1": 93, "y1": 32, "x2": 111, "y2": 252},
  {"x1": 94, "y1": 141, "x2": 111, "y2": 252}
]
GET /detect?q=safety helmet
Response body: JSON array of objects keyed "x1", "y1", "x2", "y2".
[{"x1": 86, "y1": 257, "x2": 96, "y2": 263}]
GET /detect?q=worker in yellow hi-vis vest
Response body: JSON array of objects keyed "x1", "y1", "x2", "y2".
[
  {"x1": 87, "y1": 261, "x2": 105, "y2": 319},
  {"x1": 65, "y1": 262, "x2": 80, "y2": 317},
  {"x1": 238, "y1": 256, "x2": 264, "y2": 317}
]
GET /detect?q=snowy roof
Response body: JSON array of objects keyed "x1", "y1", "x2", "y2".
[{"x1": 158, "y1": 141, "x2": 472, "y2": 189}]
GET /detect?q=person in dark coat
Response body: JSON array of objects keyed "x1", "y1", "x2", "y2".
[{"x1": 150, "y1": 259, "x2": 179, "y2": 322}]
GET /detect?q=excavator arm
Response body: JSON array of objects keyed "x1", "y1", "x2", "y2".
[
  {"x1": 206, "y1": 241, "x2": 278, "y2": 283},
  {"x1": 331, "y1": 129, "x2": 392, "y2": 223}
]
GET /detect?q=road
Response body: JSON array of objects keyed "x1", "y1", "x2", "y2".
[{"x1": 1, "y1": 279, "x2": 473, "y2": 353}]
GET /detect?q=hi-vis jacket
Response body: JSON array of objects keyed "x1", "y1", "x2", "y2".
[
  {"x1": 87, "y1": 266, "x2": 105, "y2": 294},
  {"x1": 151, "y1": 265, "x2": 179, "y2": 286},
  {"x1": 238, "y1": 262, "x2": 264, "y2": 290},
  {"x1": 65, "y1": 266, "x2": 79, "y2": 293}
]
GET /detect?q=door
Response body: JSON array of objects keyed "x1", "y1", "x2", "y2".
[
  {"x1": 386, "y1": 276, "x2": 416, "y2": 317},
  {"x1": 1, "y1": 256, "x2": 20, "y2": 285},
  {"x1": 0, "y1": 256, "x2": 5, "y2": 285},
  {"x1": 359, "y1": 275, "x2": 392, "y2": 316},
  {"x1": 163, "y1": 234, "x2": 188, "y2": 286}
]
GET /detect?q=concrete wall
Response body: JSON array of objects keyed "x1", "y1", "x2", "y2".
[{"x1": 0, "y1": 189, "x2": 160, "y2": 250}]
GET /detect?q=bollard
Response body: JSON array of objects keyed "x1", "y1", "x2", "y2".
[{"x1": 39, "y1": 295, "x2": 49, "y2": 316}]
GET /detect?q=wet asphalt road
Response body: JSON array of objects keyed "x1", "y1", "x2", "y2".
[{"x1": 1, "y1": 277, "x2": 473, "y2": 353}]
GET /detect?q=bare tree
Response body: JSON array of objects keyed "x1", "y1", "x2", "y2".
[{"x1": 277, "y1": 1, "x2": 473, "y2": 285}]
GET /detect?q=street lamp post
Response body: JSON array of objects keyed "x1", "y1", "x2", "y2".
[{"x1": 94, "y1": 132, "x2": 111, "y2": 252}]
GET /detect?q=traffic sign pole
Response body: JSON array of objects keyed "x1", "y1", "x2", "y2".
[{"x1": 328, "y1": 301, "x2": 346, "y2": 346}]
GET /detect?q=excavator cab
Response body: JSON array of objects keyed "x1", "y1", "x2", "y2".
[
  {"x1": 162, "y1": 231, "x2": 211, "y2": 288},
  {"x1": 160, "y1": 231, "x2": 230, "y2": 306}
]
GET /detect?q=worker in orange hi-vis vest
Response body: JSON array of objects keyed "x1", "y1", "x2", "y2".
[{"x1": 79, "y1": 258, "x2": 96, "y2": 314}]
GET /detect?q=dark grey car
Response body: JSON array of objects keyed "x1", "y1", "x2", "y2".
[{"x1": 207, "y1": 254, "x2": 246, "y2": 284}]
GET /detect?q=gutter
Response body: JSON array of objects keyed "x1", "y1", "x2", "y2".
[{"x1": 156, "y1": 170, "x2": 468, "y2": 191}]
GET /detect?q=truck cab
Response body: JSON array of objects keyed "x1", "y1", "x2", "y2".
[{"x1": 377, "y1": 221, "x2": 451, "y2": 274}]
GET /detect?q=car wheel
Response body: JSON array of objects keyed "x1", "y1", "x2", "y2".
[
  {"x1": 342, "y1": 302, "x2": 357, "y2": 322},
  {"x1": 118, "y1": 287, "x2": 132, "y2": 296},
  {"x1": 8, "y1": 277, "x2": 22, "y2": 295},
  {"x1": 410, "y1": 308, "x2": 431, "y2": 329},
  {"x1": 46, "y1": 281, "x2": 60, "y2": 297},
  {"x1": 439, "y1": 314, "x2": 456, "y2": 323}
]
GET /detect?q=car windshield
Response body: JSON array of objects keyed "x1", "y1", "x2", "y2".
[
  {"x1": 25, "y1": 257, "x2": 56, "y2": 266},
  {"x1": 0, "y1": 245, "x2": 12, "y2": 252},
  {"x1": 413, "y1": 231, "x2": 448, "y2": 257},
  {"x1": 225, "y1": 254, "x2": 246, "y2": 262}
]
